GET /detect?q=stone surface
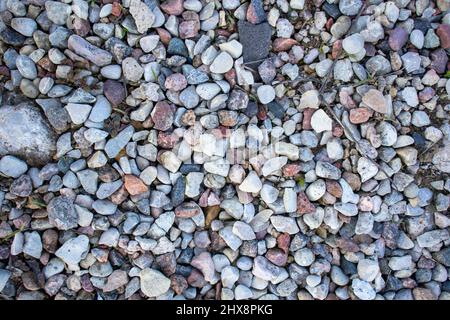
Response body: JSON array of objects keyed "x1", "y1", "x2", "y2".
[{"x1": 0, "y1": 103, "x2": 56, "y2": 166}]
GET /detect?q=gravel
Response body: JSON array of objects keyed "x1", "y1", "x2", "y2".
[{"x1": 0, "y1": 0, "x2": 448, "y2": 302}]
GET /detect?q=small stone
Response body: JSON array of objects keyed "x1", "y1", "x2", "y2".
[
  {"x1": 151, "y1": 102, "x2": 174, "y2": 131},
  {"x1": 68, "y1": 35, "x2": 112, "y2": 66},
  {"x1": 23, "y1": 232, "x2": 42, "y2": 259},
  {"x1": 437, "y1": 24, "x2": 450, "y2": 49},
  {"x1": 239, "y1": 171, "x2": 262, "y2": 193},
  {"x1": 257, "y1": 85, "x2": 276, "y2": 104},
  {"x1": 311, "y1": 109, "x2": 332, "y2": 133},
  {"x1": 129, "y1": 0, "x2": 155, "y2": 34},
  {"x1": 357, "y1": 259, "x2": 379, "y2": 282},
  {"x1": 104, "y1": 80, "x2": 126, "y2": 106},
  {"x1": 232, "y1": 221, "x2": 256, "y2": 240},
  {"x1": 122, "y1": 57, "x2": 144, "y2": 82},
  {"x1": 124, "y1": 175, "x2": 148, "y2": 195},
  {"x1": 165, "y1": 73, "x2": 187, "y2": 91},
  {"x1": 140, "y1": 35, "x2": 160, "y2": 53},
  {"x1": 210, "y1": 52, "x2": 234, "y2": 74},
  {"x1": 55, "y1": 235, "x2": 90, "y2": 266},
  {"x1": 389, "y1": 27, "x2": 408, "y2": 51},
  {"x1": 47, "y1": 196, "x2": 78, "y2": 230},
  {"x1": 362, "y1": 89, "x2": 388, "y2": 114},
  {"x1": 0, "y1": 156, "x2": 28, "y2": 178},
  {"x1": 160, "y1": 0, "x2": 184, "y2": 16},
  {"x1": 343, "y1": 33, "x2": 365, "y2": 55},
  {"x1": 11, "y1": 18, "x2": 37, "y2": 37},
  {"x1": 351, "y1": 279, "x2": 375, "y2": 300}
]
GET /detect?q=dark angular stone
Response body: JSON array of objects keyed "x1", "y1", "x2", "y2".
[
  {"x1": 267, "y1": 101, "x2": 285, "y2": 119},
  {"x1": 171, "y1": 176, "x2": 186, "y2": 207},
  {"x1": 0, "y1": 28, "x2": 26, "y2": 46},
  {"x1": 238, "y1": 21, "x2": 272, "y2": 69},
  {"x1": 168, "y1": 38, "x2": 189, "y2": 57},
  {"x1": 323, "y1": 2, "x2": 341, "y2": 19},
  {"x1": 179, "y1": 164, "x2": 202, "y2": 174}
]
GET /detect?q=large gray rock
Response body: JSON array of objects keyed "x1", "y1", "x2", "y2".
[{"x1": 0, "y1": 103, "x2": 56, "y2": 166}]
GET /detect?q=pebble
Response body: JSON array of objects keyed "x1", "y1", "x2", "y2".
[
  {"x1": 257, "y1": 85, "x2": 276, "y2": 104},
  {"x1": 0, "y1": 0, "x2": 448, "y2": 302},
  {"x1": 362, "y1": 89, "x2": 388, "y2": 114},
  {"x1": 0, "y1": 155, "x2": 28, "y2": 178},
  {"x1": 68, "y1": 35, "x2": 112, "y2": 66},
  {"x1": 311, "y1": 109, "x2": 332, "y2": 133},
  {"x1": 209, "y1": 52, "x2": 234, "y2": 74}
]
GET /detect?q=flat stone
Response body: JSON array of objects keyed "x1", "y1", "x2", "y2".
[
  {"x1": 238, "y1": 21, "x2": 272, "y2": 68},
  {"x1": 55, "y1": 235, "x2": 90, "y2": 266},
  {"x1": 362, "y1": 89, "x2": 388, "y2": 114}
]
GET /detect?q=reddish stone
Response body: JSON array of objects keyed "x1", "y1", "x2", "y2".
[
  {"x1": 273, "y1": 38, "x2": 298, "y2": 52},
  {"x1": 413, "y1": 288, "x2": 437, "y2": 300},
  {"x1": 42, "y1": 229, "x2": 58, "y2": 253},
  {"x1": 73, "y1": 17, "x2": 91, "y2": 37},
  {"x1": 164, "y1": 73, "x2": 187, "y2": 91},
  {"x1": 170, "y1": 274, "x2": 188, "y2": 295},
  {"x1": 157, "y1": 131, "x2": 179, "y2": 149},
  {"x1": 80, "y1": 274, "x2": 94, "y2": 292},
  {"x1": 207, "y1": 192, "x2": 220, "y2": 206},
  {"x1": 297, "y1": 192, "x2": 315, "y2": 215},
  {"x1": 160, "y1": 0, "x2": 184, "y2": 16},
  {"x1": 104, "y1": 80, "x2": 126, "y2": 106},
  {"x1": 218, "y1": 110, "x2": 238, "y2": 126},
  {"x1": 187, "y1": 269, "x2": 208, "y2": 288},
  {"x1": 224, "y1": 68, "x2": 236, "y2": 87},
  {"x1": 364, "y1": 43, "x2": 376, "y2": 57},
  {"x1": 37, "y1": 57, "x2": 56, "y2": 72},
  {"x1": 131, "y1": 48, "x2": 144, "y2": 60},
  {"x1": 124, "y1": 175, "x2": 148, "y2": 195},
  {"x1": 332, "y1": 124, "x2": 344, "y2": 137},
  {"x1": 277, "y1": 233, "x2": 291, "y2": 253},
  {"x1": 246, "y1": 0, "x2": 266, "y2": 24},
  {"x1": 302, "y1": 108, "x2": 314, "y2": 130},
  {"x1": 156, "y1": 28, "x2": 172, "y2": 45},
  {"x1": 175, "y1": 201, "x2": 203, "y2": 218},
  {"x1": 257, "y1": 104, "x2": 267, "y2": 121},
  {"x1": 266, "y1": 248, "x2": 288, "y2": 267},
  {"x1": 156, "y1": 252, "x2": 177, "y2": 276},
  {"x1": 179, "y1": 20, "x2": 200, "y2": 39},
  {"x1": 437, "y1": 24, "x2": 450, "y2": 49},
  {"x1": 111, "y1": 2, "x2": 122, "y2": 17},
  {"x1": 282, "y1": 163, "x2": 301, "y2": 177},
  {"x1": 326, "y1": 180, "x2": 342, "y2": 198},
  {"x1": 332, "y1": 40, "x2": 343, "y2": 59},
  {"x1": 111, "y1": 185, "x2": 129, "y2": 204},
  {"x1": 199, "y1": 190, "x2": 210, "y2": 207},
  {"x1": 181, "y1": 109, "x2": 196, "y2": 126},
  {"x1": 342, "y1": 172, "x2": 361, "y2": 191},
  {"x1": 349, "y1": 107, "x2": 373, "y2": 124},
  {"x1": 151, "y1": 101, "x2": 175, "y2": 131},
  {"x1": 335, "y1": 237, "x2": 359, "y2": 253},
  {"x1": 325, "y1": 18, "x2": 333, "y2": 31},
  {"x1": 402, "y1": 278, "x2": 416, "y2": 289}
]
